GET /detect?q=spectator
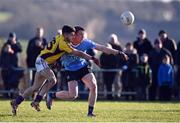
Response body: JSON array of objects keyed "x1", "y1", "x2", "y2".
[
  {"x1": 121, "y1": 42, "x2": 139, "y2": 100},
  {"x1": 133, "y1": 54, "x2": 152, "y2": 100},
  {"x1": 158, "y1": 30, "x2": 177, "y2": 61},
  {"x1": 133, "y1": 29, "x2": 153, "y2": 57},
  {"x1": 148, "y1": 39, "x2": 173, "y2": 100},
  {"x1": 109, "y1": 34, "x2": 124, "y2": 67},
  {"x1": 100, "y1": 44, "x2": 116, "y2": 100},
  {"x1": 100, "y1": 34, "x2": 123, "y2": 100},
  {"x1": 109, "y1": 34, "x2": 124, "y2": 98},
  {"x1": 26, "y1": 27, "x2": 47, "y2": 84},
  {"x1": 0, "y1": 32, "x2": 23, "y2": 98},
  {"x1": 175, "y1": 41, "x2": 180, "y2": 99},
  {"x1": 109, "y1": 34, "x2": 123, "y2": 51},
  {"x1": 158, "y1": 55, "x2": 174, "y2": 101}
]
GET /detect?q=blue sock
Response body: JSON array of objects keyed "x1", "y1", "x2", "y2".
[{"x1": 15, "y1": 95, "x2": 24, "y2": 105}]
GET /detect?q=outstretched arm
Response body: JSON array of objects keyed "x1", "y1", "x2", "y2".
[
  {"x1": 95, "y1": 44, "x2": 118, "y2": 55},
  {"x1": 95, "y1": 44, "x2": 128, "y2": 60}
]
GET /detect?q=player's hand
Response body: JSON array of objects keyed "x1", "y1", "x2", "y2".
[
  {"x1": 119, "y1": 51, "x2": 129, "y2": 61},
  {"x1": 92, "y1": 57, "x2": 101, "y2": 67}
]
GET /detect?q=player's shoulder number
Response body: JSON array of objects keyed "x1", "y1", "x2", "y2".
[{"x1": 46, "y1": 38, "x2": 56, "y2": 50}]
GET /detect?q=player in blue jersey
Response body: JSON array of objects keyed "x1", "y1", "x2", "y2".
[{"x1": 46, "y1": 26, "x2": 128, "y2": 117}]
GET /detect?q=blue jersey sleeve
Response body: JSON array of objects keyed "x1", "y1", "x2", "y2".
[{"x1": 84, "y1": 39, "x2": 96, "y2": 49}]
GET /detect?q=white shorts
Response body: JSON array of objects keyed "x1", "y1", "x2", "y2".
[{"x1": 35, "y1": 57, "x2": 49, "y2": 72}]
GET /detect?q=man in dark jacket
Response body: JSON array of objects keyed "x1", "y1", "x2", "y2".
[
  {"x1": 100, "y1": 44, "x2": 118, "y2": 100},
  {"x1": 121, "y1": 42, "x2": 139, "y2": 100},
  {"x1": 148, "y1": 39, "x2": 173, "y2": 100},
  {"x1": 158, "y1": 30, "x2": 177, "y2": 61},
  {"x1": 6, "y1": 32, "x2": 22, "y2": 67},
  {"x1": 175, "y1": 41, "x2": 180, "y2": 99},
  {"x1": 26, "y1": 27, "x2": 47, "y2": 68},
  {"x1": 0, "y1": 32, "x2": 23, "y2": 98},
  {"x1": 133, "y1": 29, "x2": 153, "y2": 58},
  {"x1": 26, "y1": 27, "x2": 47, "y2": 84},
  {"x1": 100, "y1": 34, "x2": 123, "y2": 100}
]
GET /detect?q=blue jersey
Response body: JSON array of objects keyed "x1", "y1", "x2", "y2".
[
  {"x1": 60, "y1": 39, "x2": 96, "y2": 71},
  {"x1": 158, "y1": 63, "x2": 174, "y2": 87}
]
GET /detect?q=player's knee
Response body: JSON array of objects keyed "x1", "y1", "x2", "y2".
[
  {"x1": 90, "y1": 83, "x2": 97, "y2": 92},
  {"x1": 69, "y1": 93, "x2": 78, "y2": 100},
  {"x1": 52, "y1": 77, "x2": 57, "y2": 84},
  {"x1": 49, "y1": 77, "x2": 57, "y2": 85}
]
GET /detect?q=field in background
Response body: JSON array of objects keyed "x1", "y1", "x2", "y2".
[
  {"x1": 0, "y1": 12, "x2": 12, "y2": 23},
  {"x1": 19, "y1": 39, "x2": 28, "y2": 67},
  {"x1": 0, "y1": 100, "x2": 180, "y2": 122},
  {"x1": 1, "y1": 1, "x2": 180, "y2": 44}
]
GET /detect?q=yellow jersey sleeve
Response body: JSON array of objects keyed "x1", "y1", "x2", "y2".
[{"x1": 59, "y1": 39, "x2": 73, "y2": 53}]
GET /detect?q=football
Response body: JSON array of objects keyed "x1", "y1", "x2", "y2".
[{"x1": 120, "y1": 11, "x2": 135, "y2": 25}]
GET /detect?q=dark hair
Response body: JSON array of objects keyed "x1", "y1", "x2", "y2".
[
  {"x1": 154, "y1": 39, "x2": 161, "y2": 44},
  {"x1": 37, "y1": 27, "x2": 43, "y2": 31},
  {"x1": 158, "y1": 30, "x2": 166, "y2": 36},
  {"x1": 74, "y1": 26, "x2": 85, "y2": 33},
  {"x1": 62, "y1": 25, "x2": 75, "y2": 34},
  {"x1": 9, "y1": 32, "x2": 16, "y2": 38},
  {"x1": 126, "y1": 42, "x2": 132, "y2": 47},
  {"x1": 162, "y1": 54, "x2": 169, "y2": 60},
  {"x1": 138, "y1": 29, "x2": 146, "y2": 34}
]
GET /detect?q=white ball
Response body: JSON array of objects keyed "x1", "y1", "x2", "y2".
[{"x1": 120, "y1": 11, "x2": 135, "y2": 25}]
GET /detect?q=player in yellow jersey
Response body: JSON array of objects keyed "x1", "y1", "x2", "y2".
[{"x1": 10, "y1": 25, "x2": 100, "y2": 116}]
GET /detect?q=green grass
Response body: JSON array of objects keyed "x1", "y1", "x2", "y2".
[
  {"x1": 0, "y1": 100, "x2": 180, "y2": 122},
  {"x1": 0, "y1": 12, "x2": 13, "y2": 23}
]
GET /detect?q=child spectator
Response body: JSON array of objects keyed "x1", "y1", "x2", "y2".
[
  {"x1": 133, "y1": 53, "x2": 152, "y2": 100},
  {"x1": 158, "y1": 55, "x2": 174, "y2": 101}
]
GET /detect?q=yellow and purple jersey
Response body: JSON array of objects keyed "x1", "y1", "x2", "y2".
[{"x1": 39, "y1": 35, "x2": 73, "y2": 64}]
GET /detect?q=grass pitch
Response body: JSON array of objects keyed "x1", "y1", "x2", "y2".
[
  {"x1": 0, "y1": 100, "x2": 180, "y2": 122},
  {"x1": 0, "y1": 12, "x2": 13, "y2": 23}
]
